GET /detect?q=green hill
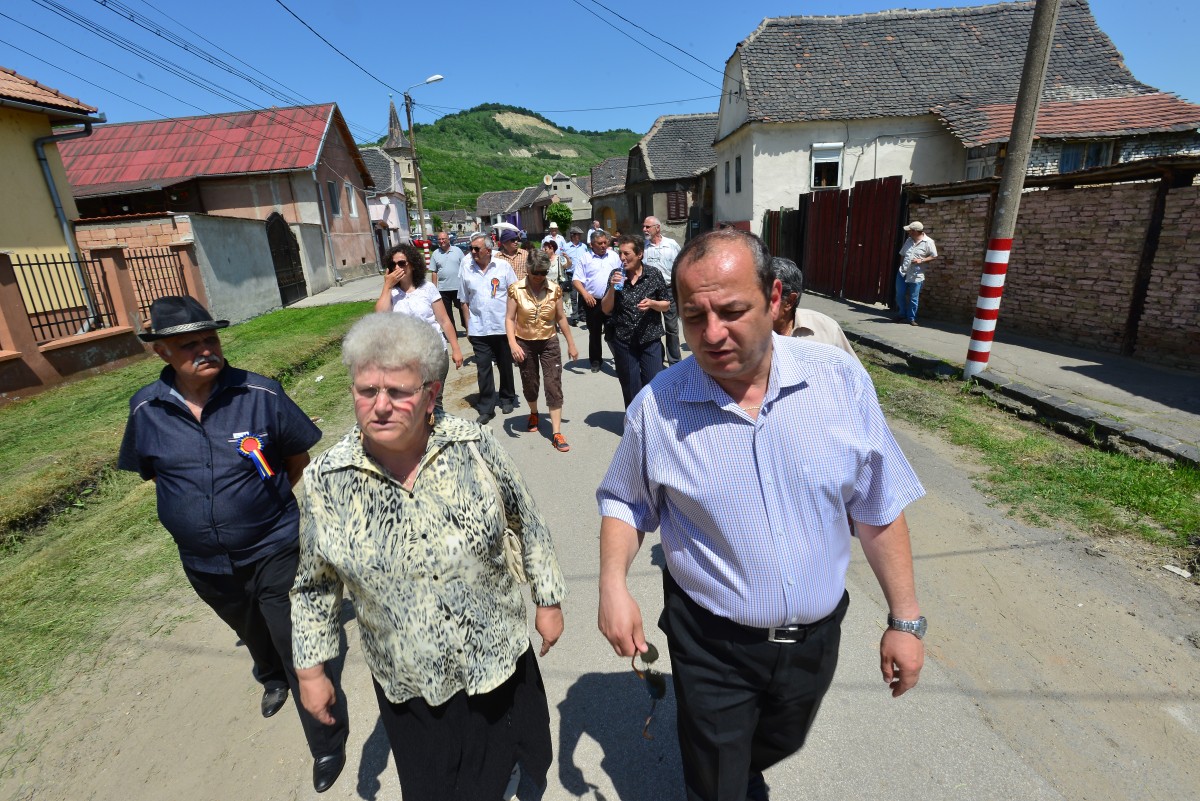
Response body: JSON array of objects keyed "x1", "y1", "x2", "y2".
[{"x1": 363, "y1": 104, "x2": 641, "y2": 210}]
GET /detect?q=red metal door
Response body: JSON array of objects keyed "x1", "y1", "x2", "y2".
[
  {"x1": 843, "y1": 176, "x2": 903, "y2": 303},
  {"x1": 801, "y1": 188, "x2": 850, "y2": 296}
]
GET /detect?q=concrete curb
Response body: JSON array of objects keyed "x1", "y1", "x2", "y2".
[{"x1": 847, "y1": 330, "x2": 1200, "y2": 468}]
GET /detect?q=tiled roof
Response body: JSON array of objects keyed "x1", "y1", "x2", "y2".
[
  {"x1": 937, "y1": 93, "x2": 1200, "y2": 146},
  {"x1": 431, "y1": 208, "x2": 472, "y2": 224},
  {"x1": 506, "y1": 185, "x2": 545, "y2": 213},
  {"x1": 61, "y1": 104, "x2": 371, "y2": 194},
  {"x1": 575, "y1": 175, "x2": 592, "y2": 196},
  {"x1": 383, "y1": 100, "x2": 411, "y2": 150},
  {"x1": 732, "y1": 0, "x2": 1152, "y2": 134},
  {"x1": 590, "y1": 156, "x2": 627, "y2": 197},
  {"x1": 360, "y1": 147, "x2": 400, "y2": 193},
  {"x1": 0, "y1": 66, "x2": 97, "y2": 120},
  {"x1": 476, "y1": 189, "x2": 521, "y2": 217},
  {"x1": 636, "y1": 113, "x2": 718, "y2": 180},
  {"x1": 72, "y1": 176, "x2": 192, "y2": 199}
]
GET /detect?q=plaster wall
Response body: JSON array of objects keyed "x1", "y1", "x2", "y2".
[{"x1": 0, "y1": 108, "x2": 80, "y2": 253}]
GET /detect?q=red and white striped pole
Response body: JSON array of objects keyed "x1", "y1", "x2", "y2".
[
  {"x1": 961, "y1": 0, "x2": 1060, "y2": 380},
  {"x1": 963, "y1": 238, "x2": 1012, "y2": 379}
]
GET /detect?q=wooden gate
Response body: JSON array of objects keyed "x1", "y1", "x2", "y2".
[
  {"x1": 796, "y1": 176, "x2": 903, "y2": 301},
  {"x1": 843, "y1": 176, "x2": 904, "y2": 304},
  {"x1": 266, "y1": 213, "x2": 307, "y2": 306}
]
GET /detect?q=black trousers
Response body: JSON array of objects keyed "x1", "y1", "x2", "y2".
[
  {"x1": 185, "y1": 544, "x2": 349, "y2": 758},
  {"x1": 610, "y1": 337, "x2": 664, "y2": 408},
  {"x1": 468, "y1": 334, "x2": 517, "y2": 413},
  {"x1": 663, "y1": 297, "x2": 683, "y2": 364},
  {"x1": 373, "y1": 646, "x2": 552, "y2": 801},
  {"x1": 440, "y1": 289, "x2": 466, "y2": 330},
  {"x1": 581, "y1": 301, "x2": 608, "y2": 365},
  {"x1": 659, "y1": 570, "x2": 848, "y2": 801}
]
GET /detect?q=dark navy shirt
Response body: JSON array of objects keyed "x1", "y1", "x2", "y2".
[{"x1": 117, "y1": 364, "x2": 321, "y2": 574}]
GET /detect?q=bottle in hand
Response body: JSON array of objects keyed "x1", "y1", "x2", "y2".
[{"x1": 614, "y1": 266, "x2": 625, "y2": 291}]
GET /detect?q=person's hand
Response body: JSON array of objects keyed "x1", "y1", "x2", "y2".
[
  {"x1": 636, "y1": 298, "x2": 654, "y2": 312},
  {"x1": 567, "y1": 345, "x2": 578, "y2": 361},
  {"x1": 511, "y1": 344, "x2": 526, "y2": 363},
  {"x1": 450, "y1": 347, "x2": 464, "y2": 369},
  {"x1": 598, "y1": 582, "x2": 646, "y2": 657},
  {"x1": 536, "y1": 605, "x2": 564, "y2": 656},
  {"x1": 297, "y1": 671, "x2": 337, "y2": 725},
  {"x1": 609, "y1": 272, "x2": 623, "y2": 288},
  {"x1": 383, "y1": 267, "x2": 402, "y2": 290},
  {"x1": 879, "y1": 629, "x2": 924, "y2": 697},
  {"x1": 583, "y1": 292, "x2": 596, "y2": 307}
]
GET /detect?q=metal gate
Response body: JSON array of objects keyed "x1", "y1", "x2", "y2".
[
  {"x1": 266, "y1": 213, "x2": 307, "y2": 306},
  {"x1": 843, "y1": 176, "x2": 904, "y2": 304},
  {"x1": 797, "y1": 176, "x2": 903, "y2": 302}
]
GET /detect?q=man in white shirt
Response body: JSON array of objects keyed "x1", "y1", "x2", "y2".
[
  {"x1": 540, "y1": 221, "x2": 567, "y2": 252},
  {"x1": 572, "y1": 231, "x2": 621, "y2": 372},
  {"x1": 586, "y1": 220, "x2": 602, "y2": 244},
  {"x1": 460, "y1": 233, "x2": 519, "y2": 423},
  {"x1": 642, "y1": 216, "x2": 683, "y2": 365},
  {"x1": 562, "y1": 227, "x2": 590, "y2": 324},
  {"x1": 896, "y1": 221, "x2": 937, "y2": 326}
]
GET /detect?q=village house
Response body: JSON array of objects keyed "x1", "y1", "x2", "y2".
[
  {"x1": 60, "y1": 103, "x2": 377, "y2": 319},
  {"x1": 715, "y1": 0, "x2": 1200, "y2": 233},
  {"x1": 623, "y1": 113, "x2": 718, "y2": 244},
  {"x1": 589, "y1": 156, "x2": 630, "y2": 236}
]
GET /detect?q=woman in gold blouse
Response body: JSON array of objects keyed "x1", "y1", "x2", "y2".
[
  {"x1": 505, "y1": 250, "x2": 578, "y2": 452},
  {"x1": 291, "y1": 312, "x2": 566, "y2": 800}
]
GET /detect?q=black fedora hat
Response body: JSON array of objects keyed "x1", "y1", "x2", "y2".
[{"x1": 139, "y1": 296, "x2": 229, "y2": 342}]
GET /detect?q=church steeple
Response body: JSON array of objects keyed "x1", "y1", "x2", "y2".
[{"x1": 383, "y1": 98, "x2": 411, "y2": 152}]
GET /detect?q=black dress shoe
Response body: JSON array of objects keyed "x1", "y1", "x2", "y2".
[
  {"x1": 475, "y1": 410, "x2": 494, "y2": 424},
  {"x1": 590, "y1": 361, "x2": 601, "y2": 373},
  {"x1": 260, "y1": 686, "x2": 289, "y2": 718},
  {"x1": 500, "y1": 401, "x2": 516, "y2": 414},
  {"x1": 313, "y1": 748, "x2": 346, "y2": 793}
]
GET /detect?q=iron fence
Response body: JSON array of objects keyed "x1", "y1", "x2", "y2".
[
  {"x1": 11, "y1": 252, "x2": 116, "y2": 343},
  {"x1": 125, "y1": 247, "x2": 186, "y2": 319}
]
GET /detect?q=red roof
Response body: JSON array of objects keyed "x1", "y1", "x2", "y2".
[
  {"x1": 0, "y1": 66, "x2": 98, "y2": 120},
  {"x1": 60, "y1": 104, "x2": 364, "y2": 196},
  {"x1": 938, "y1": 93, "x2": 1200, "y2": 147}
]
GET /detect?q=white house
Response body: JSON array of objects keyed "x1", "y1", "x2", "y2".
[{"x1": 715, "y1": 0, "x2": 1200, "y2": 234}]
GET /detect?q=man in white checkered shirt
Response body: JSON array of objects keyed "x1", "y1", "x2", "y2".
[{"x1": 597, "y1": 229, "x2": 927, "y2": 801}]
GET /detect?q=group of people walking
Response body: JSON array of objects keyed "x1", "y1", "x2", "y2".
[{"x1": 118, "y1": 226, "x2": 928, "y2": 801}]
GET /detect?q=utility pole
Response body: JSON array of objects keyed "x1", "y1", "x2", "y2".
[
  {"x1": 963, "y1": 0, "x2": 1062, "y2": 379},
  {"x1": 403, "y1": 92, "x2": 428, "y2": 240}
]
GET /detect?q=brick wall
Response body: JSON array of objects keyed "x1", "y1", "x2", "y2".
[
  {"x1": 1136, "y1": 186, "x2": 1200, "y2": 369},
  {"x1": 913, "y1": 182, "x2": 1200, "y2": 368},
  {"x1": 75, "y1": 215, "x2": 192, "y2": 253}
]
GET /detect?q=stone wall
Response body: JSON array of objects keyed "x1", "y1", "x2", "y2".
[
  {"x1": 75, "y1": 214, "x2": 192, "y2": 253},
  {"x1": 913, "y1": 182, "x2": 1196, "y2": 369}
]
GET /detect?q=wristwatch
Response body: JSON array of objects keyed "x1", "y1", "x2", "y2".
[{"x1": 887, "y1": 614, "x2": 927, "y2": 639}]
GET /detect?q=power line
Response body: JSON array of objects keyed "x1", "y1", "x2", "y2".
[
  {"x1": 578, "y1": 0, "x2": 732, "y2": 83},
  {"x1": 566, "y1": 0, "x2": 722, "y2": 90},
  {"x1": 271, "y1": 0, "x2": 402, "y2": 95}
]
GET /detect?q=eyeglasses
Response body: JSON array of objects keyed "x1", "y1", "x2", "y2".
[
  {"x1": 471, "y1": 246, "x2": 485, "y2": 252},
  {"x1": 352, "y1": 382, "x2": 431, "y2": 404},
  {"x1": 631, "y1": 642, "x2": 667, "y2": 740},
  {"x1": 391, "y1": 259, "x2": 408, "y2": 267}
]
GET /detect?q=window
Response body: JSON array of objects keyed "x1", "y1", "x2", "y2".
[
  {"x1": 1060, "y1": 140, "x2": 1113, "y2": 173},
  {"x1": 965, "y1": 144, "x2": 1001, "y2": 180},
  {"x1": 666, "y1": 190, "x2": 688, "y2": 222},
  {"x1": 811, "y1": 142, "x2": 843, "y2": 189},
  {"x1": 344, "y1": 182, "x2": 358, "y2": 217},
  {"x1": 724, "y1": 161, "x2": 730, "y2": 194},
  {"x1": 327, "y1": 180, "x2": 341, "y2": 216},
  {"x1": 735, "y1": 156, "x2": 742, "y2": 193}
]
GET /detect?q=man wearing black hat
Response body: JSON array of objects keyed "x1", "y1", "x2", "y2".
[
  {"x1": 495, "y1": 227, "x2": 529, "y2": 279},
  {"x1": 117, "y1": 296, "x2": 349, "y2": 793}
]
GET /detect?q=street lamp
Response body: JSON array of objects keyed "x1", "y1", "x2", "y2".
[{"x1": 404, "y1": 74, "x2": 443, "y2": 239}]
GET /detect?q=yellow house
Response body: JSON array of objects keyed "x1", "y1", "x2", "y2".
[{"x1": 0, "y1": 66, "x2": 102, "y2": 256}]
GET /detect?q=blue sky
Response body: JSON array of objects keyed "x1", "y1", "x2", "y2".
[{"x1": 2, "y1": 0, "x2": 1195, "y2": 142}]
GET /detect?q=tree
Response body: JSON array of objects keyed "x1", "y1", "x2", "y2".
[
  {"x1": 545, "y1": 202, "x2": 573, "y2": 231},
  {"x1": 431, "y1": 213, "x2": 444, "y2": 232}
]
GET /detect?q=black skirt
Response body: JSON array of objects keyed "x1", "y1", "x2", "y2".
[{"x1": 373, "y1": 645, "x2": 552, "y2": 801}]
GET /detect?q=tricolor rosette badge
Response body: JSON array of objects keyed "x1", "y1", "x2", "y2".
[{"x1": 237, "y1": 435, "x2": 275, "y2": 479}]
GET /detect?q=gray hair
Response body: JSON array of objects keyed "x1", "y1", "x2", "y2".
[
  {"x1": 645, "y1": 216, "x2": 661, "y2": 229},
  {"x1": 470, "y1": 232, "x2": 492, "y2": 249},
  {"x1": 341, "y1": 313, "x2": 448, "y2": 385},
  {"x1": 673, "y1": 229, "x2": 774, "y2": 304},
  {"x1": 771, "y1": 257, "x2": 803, "y2": 302}
]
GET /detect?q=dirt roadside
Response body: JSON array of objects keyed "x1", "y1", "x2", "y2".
[{"x1": 1, "y1": 407, "x2": 1197, "y2": 801}]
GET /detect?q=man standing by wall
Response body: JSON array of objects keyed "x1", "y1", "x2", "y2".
[
  {"x1": 597, "y1": 230, "x2": 926, "y2": 801},
  {"x1": 429, "y1": 231, "x2": 466, "y2": 332},
  {"x1": 587, "y1": 219, "x2": 602, "y2": 244},
  {"x1": 896, "y1": 221, "x2": 937, "y2": 326},
  {"x1": 642, "y1": 216, "x2": 683, "y2": 365},
  {"x1": 117, "y1": 296, "x2": 349, "y2": 794},
  {"x1": 572, "y1": 230, "x2": 621, "y2": 373},
  {"x1": 495, "y1": 228, "x2": 529, "y2": 279},
  {"x1": 461, "y1": 233, "x2": 519, "y2": 422}
]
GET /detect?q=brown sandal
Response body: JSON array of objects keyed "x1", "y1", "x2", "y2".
[{"x1": 527, "y1": 412, "x2": 539, "y2": 432}]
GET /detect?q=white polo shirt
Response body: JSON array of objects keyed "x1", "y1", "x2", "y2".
[{"x1": 460, "y1": 258, "x2": 518, "y2": 336}]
